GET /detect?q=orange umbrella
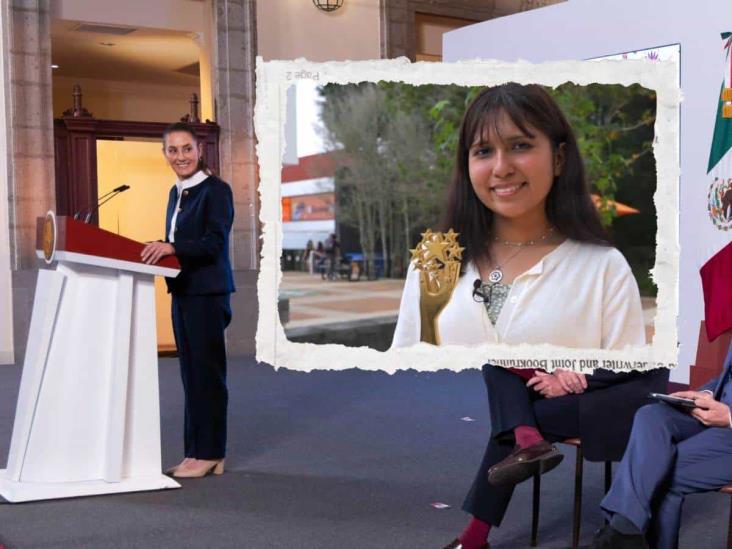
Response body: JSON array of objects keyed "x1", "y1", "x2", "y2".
[{"x1": 591, "y1": 194, "x2": 640, "y2": 216}]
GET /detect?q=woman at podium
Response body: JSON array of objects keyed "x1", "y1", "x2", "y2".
[
  {"x1": 389, "y1": 84, "x2": 666, "y2": 549},
  {"x1": 141, "y1": 122, "x2": 235, "y2": 478}
]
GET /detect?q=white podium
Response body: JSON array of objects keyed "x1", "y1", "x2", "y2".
[{"x1": 0, "y1": 213, "x2": 182, "y2": 501}]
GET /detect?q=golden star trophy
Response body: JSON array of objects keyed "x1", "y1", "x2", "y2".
[{"x1": 409, "y1": 229, "x2": 464, "y2": 345}]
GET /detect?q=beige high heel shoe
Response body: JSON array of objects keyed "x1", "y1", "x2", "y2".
[
  {"x1": 172, "y1": 458, "x2": 225, "y2": 478},
  {"x1": 165, "y1": 458, "x2": 193, "y2": 475}
]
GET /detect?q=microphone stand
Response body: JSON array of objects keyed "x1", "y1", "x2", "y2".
[
  {"x1": 81, "y1": 185, "x2": 131, "y2": 224},
  {"x1": 73, "y1": 187, "x2": 118, "y2": 220}
]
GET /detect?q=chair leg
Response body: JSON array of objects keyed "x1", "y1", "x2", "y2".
[
  {"x1": 727, "y1": 495, "x2": 732, "y2": 549},
  {"x1": 604, "y1": 461, "x2": 612, "y2": 525},
  {"x1": 531, "y1": 471, "x2": 540, "y2": 546},
  {"x1": 572, "y1": 445, "x2": 584, "y2": 548}
]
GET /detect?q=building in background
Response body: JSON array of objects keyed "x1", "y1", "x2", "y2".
[{"x1": 281, "y1": 152, "x2": 337, "y2": 253}]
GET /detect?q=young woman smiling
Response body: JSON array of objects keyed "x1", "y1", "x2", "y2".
[{"x1": 390, "y1": 84, "x2": 667, "y2": 549}]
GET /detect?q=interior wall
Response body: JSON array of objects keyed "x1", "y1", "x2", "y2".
[
  {"x1": 0, "y1": 2, "x2": 13, "y2": 365},
  {"x1": 443, "y1": 0, "x2": 732, "y2": 383},
  {"x1": 257, "y1": 0, "x2": 380, "y2": 61},
  {"x1": 53, "y1": 75, "x2": 198, "y2": 123},
  {"x1": 50, "y1": 0, "x2": 206, "y2": 33},
  {"x1": 50, "y1": 0, "x2": 211, "y2": 122},
  {"x1": 96, "y1": 140, "x2": 175, "y2": 350}
]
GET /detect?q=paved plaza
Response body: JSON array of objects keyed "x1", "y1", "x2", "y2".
[{"x1": 279, "y1": 271, "x2": 405, "y2": 329}]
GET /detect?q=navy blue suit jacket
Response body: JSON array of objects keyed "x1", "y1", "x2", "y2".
[
  {"x1": 699, "y1": 342, "x2": 732, "y2": 397},
  {"x1": 164, "y1": 175, "x2": 235, "y2": 296}
]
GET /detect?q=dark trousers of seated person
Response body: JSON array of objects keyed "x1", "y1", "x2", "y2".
[
  {"x1": 601, "y1": 402, "x2": 732, "y2": 549},
  {"x1": 172, "y1": 293, "x2": 231, "y2": 460},
  {"x1": 462, "y1": 364, "x2": 580, "y2": 526}
]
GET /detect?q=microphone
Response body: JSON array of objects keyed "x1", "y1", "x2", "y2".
[
  {"x1": 472, "y1": 278, "x2": 491, "y2": 304},
  {"x1": 82, "y1": 185, "x2": 131, "y2": 224},
  {"x1": 73, "y1": 184, "x2": 130, "y2": 221}
]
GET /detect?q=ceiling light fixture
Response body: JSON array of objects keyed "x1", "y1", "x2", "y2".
[
  {"x1": 312, "y1": 0, "x2": 344, "y2": 12},
  {"x1": 51, "y1": 64, "x2": 59, "y2": 69}
]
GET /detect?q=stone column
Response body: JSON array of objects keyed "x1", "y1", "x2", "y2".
[
  {"x1": 212, "y1": 0, "x2": 259, "y2": 356},
  {"x1": 7, "y1": 0, "x2": 55, "y2": 363}
]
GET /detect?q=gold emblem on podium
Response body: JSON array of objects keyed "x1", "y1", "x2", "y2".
[
  {"x1": 409, "y1": 229, "x2": 464, "y2": 345},
  {"x1": 42, "y1": 210, "x2": 57, "y2": 264}
]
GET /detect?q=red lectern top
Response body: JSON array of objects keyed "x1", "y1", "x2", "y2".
[{"x1": 36, "y1": 213, "x2": 180, "y2": 277}]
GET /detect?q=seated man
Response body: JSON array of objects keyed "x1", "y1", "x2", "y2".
[{"x1": 586, "y1": 344, "x2": 732, "y2": 549}]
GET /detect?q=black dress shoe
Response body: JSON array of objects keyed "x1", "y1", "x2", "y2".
[
  {"x1": 579, "y1": 525, "x2": 648, "y2": 549},
  {"x1": 442, "y1": 538, "x2": 489, "y2": 549},
  {"x1": 487, "y1": 440, "x2": 563, "y2": 486}
]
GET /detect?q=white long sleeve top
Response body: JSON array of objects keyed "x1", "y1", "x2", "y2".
[
  {"x1": 391, "y1": 239, "x2": 645, "y2": 351},
  {"x1": 168, "y1": 170, "x2": 208, "y2": 243}
]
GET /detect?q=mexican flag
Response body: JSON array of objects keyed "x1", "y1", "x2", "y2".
[
  {"x1": 701, "y1": 32, "x2": 732, "y2": 351},
  {"x1": 706, "y1": 33, "x2": 732, "y2": 230}
]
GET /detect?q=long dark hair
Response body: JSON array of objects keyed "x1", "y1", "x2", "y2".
[
  {"x1": 162, "y1": 121, "x2": 214, "y2": 176},
  {"x1": 440, "y1": 83, "x2": 608, "y2": 268}
]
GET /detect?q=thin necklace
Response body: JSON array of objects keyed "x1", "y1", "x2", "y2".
[
  {"x1": 487, "y1": 247, "x2": 526, "y2": 284},
  {"x1": 493, "y1": 226, "x2": 555, "y2": 247},
  {"x1": 487, "y1": 226, "x2": 554, "y2": 284}
]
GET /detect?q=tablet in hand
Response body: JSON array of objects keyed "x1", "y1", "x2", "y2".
[{"x1": 648, "y1": 393, "x2": 697, "y2": 409}]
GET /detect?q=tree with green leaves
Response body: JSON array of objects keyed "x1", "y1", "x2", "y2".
[{"x1": 320, "y1": 83, "x2": 436, "y2": 277}]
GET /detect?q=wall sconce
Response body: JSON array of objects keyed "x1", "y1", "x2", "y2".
[{"x1": 313, "y1": 0, "x2": 344, "y2": 13}]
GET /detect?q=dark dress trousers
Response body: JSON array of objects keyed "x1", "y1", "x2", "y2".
[
  {"x1": 462, "y1": 363, "x2": 669, "y2": 526},
  {"x1": 165, "y1": 175, "x2": 235, "y2": 460},
  {"x1": 601, "y1": 343, "x2": 732, "y2": 549}
]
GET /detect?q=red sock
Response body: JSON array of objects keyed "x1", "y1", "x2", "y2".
[
  {"x1": 459, "y1": 517, "x2": 491, "y2": 548},
  {"x1": 514, "y1": 425, "x2": 543, "y2": 448}
]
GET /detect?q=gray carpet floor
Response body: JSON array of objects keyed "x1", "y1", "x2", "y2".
[{"x1": 0, "y1": 357, "x2": 728, "y2": 548}]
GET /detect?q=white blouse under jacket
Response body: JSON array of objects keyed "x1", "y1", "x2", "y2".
[{"x1": 390, "y1": 239, "x2": 645, "y2": 351}]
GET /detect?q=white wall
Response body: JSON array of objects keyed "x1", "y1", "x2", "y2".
[
  {"x1": 50, "y1": 0, "x2": 206, "y2": 33},
  {"x1": 0, "y1": 2, "x2": 14, "y2": 365},
  {"x1": 50, "y1": 0, "x2": 210, "y2": 121},
  {"x1": 443, "y1": 0, "x2": 732, "y2": 383},
  {"x1": 257, "y1": 0, "x2": 380, "y2": 61},
  {"x1": 53, "y1": 75, "x2": 199, "y2": 122}
]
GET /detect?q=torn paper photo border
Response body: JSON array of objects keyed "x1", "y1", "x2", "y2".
[{"x1": 255, "y1": 58, "x2": 679, "y2": 374}]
